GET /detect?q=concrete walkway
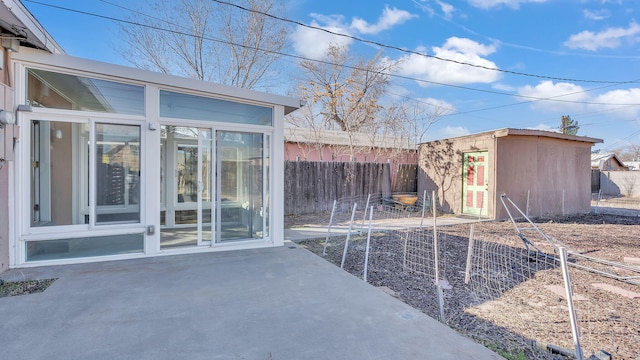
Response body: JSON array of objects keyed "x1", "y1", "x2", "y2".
[
  {"x1": 0, "y1": 244, "x2": 501, "y2": 360},
  {"x1": 284, "y1": 215, "x2": 482, "y2": 242}
]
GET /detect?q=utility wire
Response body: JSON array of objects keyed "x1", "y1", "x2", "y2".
[
  {"x1": 23, "y1": 0, "x2": 640, "y2": 109},
  {"x1": 210, "y1": 0, "x2": 638, "y2": 85},
  {"x1": 442, "y1": 79, "x2": 640, "y2": 117}
]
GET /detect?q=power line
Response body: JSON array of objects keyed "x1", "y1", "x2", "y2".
[
  {"x1": 22, "y1": 0, "x2": 640, "y2": 110},
  {"x1": 442, "y1": 80, "x2": 640, "y2": 118},
  {"x1": 600, "y1": 128, "x2": 640, "y2": 151},
  {"x1": 210, "y1": 0, "x2": 638, "y2": 85},
  {"x1": 409, "y1": 0, "x2": 640, "y2": 61}
]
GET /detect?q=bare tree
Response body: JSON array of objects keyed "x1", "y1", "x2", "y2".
[
  {"x1": 299, "y1": 45, "x2": 394, "y2": 132},
  {"x1": 294, "y1": 44, "x2": 398, "y2": 161},
  {"x1": 118, "y1": 0, "x2": 289, "y2": 90},
  {"x1": 284, "y1": 106, "x2": 331, "y2": 161},
  {"x1": 288, "y1": 44, "x2": 446, "y2": 171},
  {"x1": 615, "y1": 143, "x2": 640, "y2": 162}
]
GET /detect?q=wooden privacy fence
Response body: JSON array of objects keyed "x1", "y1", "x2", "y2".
[{"x1": 284, "y1": 161, "x2": 417, "y2": 216}]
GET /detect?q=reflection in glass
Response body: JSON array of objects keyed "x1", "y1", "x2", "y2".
[
  {"x1": 201, "y1": 132, "x2": 213, "y2": 242},
  {"x1": 218, "y1": 132, "x2": 264, "y2": 241},
  {"x1": 26, "y1": 233, "x2": 144, "y2": 262},
  {"x1": 27, "y1": 68, "x2": 144, "y2": 115},
  {"x1": 177, "y1": 144, "x2": 198, "y2": 203},
  {"x1": 95, "y1": 123, "x2": 141, "y2": 224},
  {"x1": 31, "y1": 120, "x2": 89, "y2": 226},
  {"x1": 160, "y1": 126, "x2": 212, "y2": 248},
  {"x1": 160, "y1": 90, "x2": 272, "y2": 126}
]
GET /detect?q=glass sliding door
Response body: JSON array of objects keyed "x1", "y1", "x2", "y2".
[
  {"x1": 160, "y1": 126, "x2": 212, "y2": 249},
  {"x1": 217, "y1": 131, "x2": 264, "y2": 242}
]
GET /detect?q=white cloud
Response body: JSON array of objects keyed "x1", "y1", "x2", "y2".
[
  {"x1": 527, "y1": 123, "x2": 560, "y2": 132},
  {"x1": 515, "y1": 82, "x2": 640, "y2": 119},
  {"x1": 417, "y1": 97, "x2": 456, "y2": 115},
  {"x1": 292, "y1": 6, "x2": 416, "y2": 59},
  {"x1": 435, "y1": 126, "x2": 471, "y2": 139},
  {"x1": 442, "y1": 37, "x2": 496, "y2": 56},
  {"x1": 467, "y1": 0, "x2": 547, "y2": 10},
  {"x1": 290, "y1": 16, "x2": 353, "y2": 60},
  {"x1": 517, "y1": 81, "x2": 588, "y2": 112},
  {"x1": 492, "y1": 82, "x2": 516, "y2": 92},
  {"x1": 437, "y1": 1, "x2": 455, "y2": 19},
  {"x1": 351, "y1": 5, "x2": 417, "y2": 35},
  {"x1": 583, "y1": 9, "x2": 610, "y2": 21},
  {"x1": 564, "y1": 22, "x2": 640, "y2": 51},
  {"x1": 396, "y1": 37, "x2": 501, "y2": 85},
  {"x1": 590, "y1": 88, "x2": 640, "y2": 118}
]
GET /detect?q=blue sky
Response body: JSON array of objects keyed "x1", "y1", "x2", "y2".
[{"x1": 23, "y1": 0, "x2": 640, "y2": 151}]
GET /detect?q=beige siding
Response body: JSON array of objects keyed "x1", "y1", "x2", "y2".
[
  {"x1": 494, "y1": 136, "x2": 592, "y2": 219},
  {"x1": 418, "y1": 129, "x2": 596, "y2": 220}
]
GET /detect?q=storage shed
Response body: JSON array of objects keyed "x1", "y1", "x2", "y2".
[{"x1": 418, "y1": 128, "x2": 602, "y2": 219}]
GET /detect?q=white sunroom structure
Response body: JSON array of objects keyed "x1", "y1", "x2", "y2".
[{"x1": 1, "y1": 19, "x2": 300, "y2": 268}]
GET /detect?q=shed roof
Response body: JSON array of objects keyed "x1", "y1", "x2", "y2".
[{"x1": 421, "y1": 128, "x2": 603, "y2": 145}]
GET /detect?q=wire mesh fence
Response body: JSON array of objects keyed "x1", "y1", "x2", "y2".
[
  {"x1": 568, "y1": 259, "x2": 640, "y2": 359},
  {"x1": 321, "y1": 192, "x2": 433, "y2": 255},
  {"x1": 302, "y1": 194, "x2": 640, "y2": 359}
]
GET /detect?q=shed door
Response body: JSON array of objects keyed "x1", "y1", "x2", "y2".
[{"x1": 462, "y1": 151, "x2": 488, "y2": 216}]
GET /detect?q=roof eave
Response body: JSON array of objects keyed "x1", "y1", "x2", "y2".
[
  {"x1": 495, "y1": 128, "x2": 603, "y2": 144},
  {"x1": 0, "y1": 0, "x2": 64, "y2": 54}
]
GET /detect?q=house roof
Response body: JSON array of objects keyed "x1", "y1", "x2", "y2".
[
  {"x1": 284, "y1": 127, "x2": 417, "y2": 150},
  {"x1": 0, "y1": 0, "x2": 63, "y2": 54},
  {"x1": 624, "y1": 161, "x2": 640, "y2": 170},
  {"x1": 591, "y1": 152, "x2": 626, "y2": 169},
  {"x1": 421, "y1": 128, "x2": 603, "y2": 145}
]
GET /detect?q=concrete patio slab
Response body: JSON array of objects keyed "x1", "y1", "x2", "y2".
[{"x1": 0, "y1": 244, "x2": 501, "y2": 360}]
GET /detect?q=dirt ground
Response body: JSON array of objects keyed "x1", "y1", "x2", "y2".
[{"x1": 291, "y1": 212, "x2": 640, "y2": 360}]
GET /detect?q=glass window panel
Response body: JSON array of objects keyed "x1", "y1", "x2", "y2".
[
  {"x1": 31, "y1": 120, "x2": 89, "y2": 227},
  {"x1": 218, "y1": 132, "x2": 264, "y2": 241},
  {"x1": 27, "y1": 68, "x2": 144, "y2": 115},
  {"x1": 95, "y1": 123, "x2": 141, "y2": 224},
  {"x1": 201, "y1": 132, "x2": 213, "y2": 242},
  {"x1": 160, "y1": 90, "x2": 272, "y2": 126},
  {"x1": 26, "y1": 233, "x2": 144, "y2": 262}
]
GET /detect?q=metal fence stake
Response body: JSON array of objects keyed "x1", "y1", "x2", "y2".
[
  {"x1": 360, "y1": 193, "x2": 371, "y2": 234},
  {"x1": 559, "y1": 247, "x2": 584, "y2": 360},
  {"x1": 322, "y1": 200, "x2": 337, "y2": 256},
  {"x1": 363, "y1": 206, "x2": 374, "y2": 283},
  {"x1": 464, "y1": 223, "x2": 475, "y2": 284},
  {"x1": 420, "y1": 190, "x2": 427, "y2": 228},
  {"x1": 340, "y1": 203, "x2": 358, "y2": 270},
  {"x1": 432, "y1": 191, "x2": 445, "y2": 322}
]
